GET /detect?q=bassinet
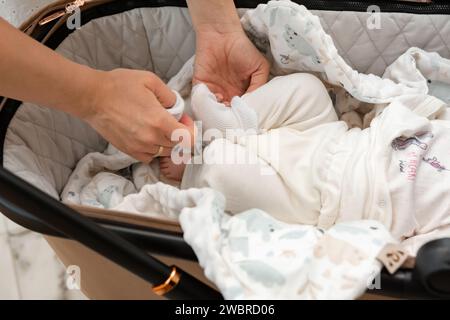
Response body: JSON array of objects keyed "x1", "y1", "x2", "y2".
[{"x1": 1, "y1": 0, "x2": 450, "y2": 299}]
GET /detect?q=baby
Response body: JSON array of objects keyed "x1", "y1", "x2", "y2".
[{"x1": 160, "y1": 73, "x2": 450, "y2": 253}]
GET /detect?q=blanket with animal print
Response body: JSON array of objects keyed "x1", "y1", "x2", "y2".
[{"x1": 241, "y1": 0, "x2": 450, "y2": 128}]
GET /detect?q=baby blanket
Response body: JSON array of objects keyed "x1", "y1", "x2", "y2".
[
  {"x1": 241, "y1": 0, "x2": 449, "y2": 124},
  {"x1": 62, "y1": 0, "x2": 450, "y2": 299}
]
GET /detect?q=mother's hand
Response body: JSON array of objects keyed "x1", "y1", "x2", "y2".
[
  {"x1": 84, "y1": 69, "x2": 193, "y2": 163},
  {"x1": 0, "y1": 18, "x2": 193, "y2": 163},
  {"x1": 194, "y1": 29, "x2": 270, "y2": 104}
]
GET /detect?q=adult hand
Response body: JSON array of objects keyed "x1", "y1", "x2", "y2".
[
  {"x1": 186, "y1": 0, "x2": 269, "y2": 103},
  {"x1": 84, "y1": 69, "x2": 193, "y2": 163},
  {"x1": 0, "y1": 18, "x2": 193, "y2": 163},
  {"x1": 194, "y1": 29, "x2": 270, "y2": 104}
]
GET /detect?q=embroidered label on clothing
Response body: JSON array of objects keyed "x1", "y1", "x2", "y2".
[
  {"x1": 391, "y1": 131, "x2": 433, "y2": 151},
  {"x1": 399, "y1": 151, "x2": 420, "y2": 181},
  {"x1": 423, "y1": 156, "x2": 449, "y2": 172}
]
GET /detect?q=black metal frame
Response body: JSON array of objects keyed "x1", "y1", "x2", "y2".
[{"x1": 0, "y1": 0, "x2": 450, "y2": 299}]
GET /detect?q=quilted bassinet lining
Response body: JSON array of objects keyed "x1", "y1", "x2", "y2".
[{"x1": 4, "y1": 6, "x2": 450, "y2": 198}]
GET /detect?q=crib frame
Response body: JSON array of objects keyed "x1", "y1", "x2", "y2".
[{"x1": 0, "y1": 0, "x2": 449, "y2": 300}]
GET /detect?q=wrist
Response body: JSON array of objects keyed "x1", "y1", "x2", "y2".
[
  {"x1": 74, "y1": 68, "x2": 108, "y2": 122},
  {"x1": 187, "y1": 0, "x2": 242, "y2": 34},
  {"x1": 195, "y1": 19, "x2": 243, "y2": 35},
  {"x1": 196, "y1": 23, "x2": 244, "y2": 38},
  {"x1": 196, "y1": 27, "x2": 245, "y2": 50}
]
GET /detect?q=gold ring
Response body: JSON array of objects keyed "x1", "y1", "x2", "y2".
[
  {"x1": 153, "y1": 145, "x2": 164, "y2": 158},
  {"x1": 152, "y1": 267, "x2": 181, "y2": 296}
]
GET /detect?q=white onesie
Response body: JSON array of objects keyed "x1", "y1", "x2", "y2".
[{"x1": 181, "y1": 73, "x2": 450, "y2": 255}]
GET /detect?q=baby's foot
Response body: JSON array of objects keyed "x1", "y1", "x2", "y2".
[{"x1": 160, "y1": 157, "x2": 186, "y2": 182}]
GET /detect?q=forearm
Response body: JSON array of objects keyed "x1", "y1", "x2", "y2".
[
  {"x1": 0, "y1": 18, "x2": 101, "y2": 119},
  {"x1": 186, "y1": 0, "x2": 242, "y2": 33}
]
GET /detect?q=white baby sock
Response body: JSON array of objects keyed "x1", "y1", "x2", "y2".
[
  {"x1": 167, "y1": 90, "x2": 185, "y2": 121},
  {"x1": 191, "y1": 83, "x2": 258, "y2": 134}
]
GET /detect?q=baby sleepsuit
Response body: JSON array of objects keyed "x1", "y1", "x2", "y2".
[{"x1": 181, "y1": 73, "x2": 450, "y2": 254}]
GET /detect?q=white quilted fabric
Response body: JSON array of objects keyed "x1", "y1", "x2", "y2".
[
  {"x1": 314, "y1": 10, "x2": 450, "y2": 75},
  {"x1": 4, "y1": 6, "x2": 450, "y2": 197}
]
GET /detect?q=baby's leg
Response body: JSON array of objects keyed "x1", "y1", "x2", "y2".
[
  {"x1": 159, "y1": 114, "x2": 194, "y2": 182},
  {"x1": 243, "y1": 73, "x2": 338, "y2": 131},
  {"x1": 161, "y1": 74, "x2": 334, "y2": 181},
  {"x1": 191, "y1": 73, "x2": 338, "y2": 135},
  {"x1": 181, "y1": 138, "x2": 304, "y2": 224},
  {"x1": 160, "y1": 157, "x2": 185, "y2": 181}
]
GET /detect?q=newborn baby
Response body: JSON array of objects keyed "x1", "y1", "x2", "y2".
[{"x1": 160, "y1": 73, "x2": 450, "y2": 253}]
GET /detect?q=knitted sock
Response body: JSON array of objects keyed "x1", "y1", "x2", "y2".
[
  {"x1": 167, "y1": 90, "x2": 184, "y2": 121},
  {"x1": 191, "y1": 83, "x2": 258, "y2": 134}
]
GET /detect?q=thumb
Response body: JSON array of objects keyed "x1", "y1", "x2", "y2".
[
  {"x1": 246, "y1": 63, "x2": 270, "y2": 94},
  {"x1": 146, "y1": 75, "x2": 176, "y2": 108}
]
